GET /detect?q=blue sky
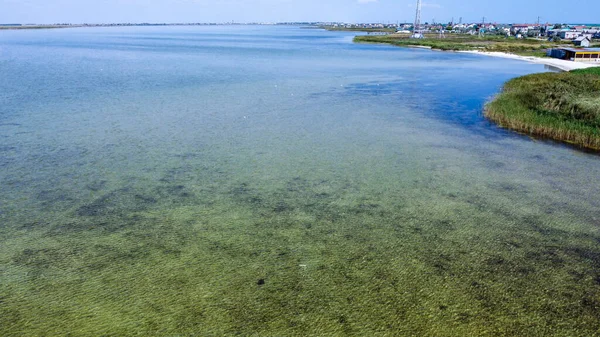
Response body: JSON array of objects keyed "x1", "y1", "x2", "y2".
[{"x1": 0, "y1": 0, "x2": 597, "y2": 24}]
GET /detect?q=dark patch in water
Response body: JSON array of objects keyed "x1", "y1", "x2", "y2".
[
  {"x1": 155, "y1": 184, "x2": 195, "y2": 201},
  {"x1": 354, "y1": 203, "x2": 379, "y2": 213},
  {"x1": 564, "y1": 247, "x2": 600, "y2": 268},
  {"x1": 526, "y1": 217, "x2": 569, "y2": 237},
  {"x1": 86, "y1": 180, "x2": 107, "y2": 192},
  {"x1": 36, "y1": 188, "x2": 75, "y2": 210},
  {"x1": 12, "y1": 246, "x2": 83, "y2": 275},
  {"x1": 173, "y1": 152, "x2": 202, "y2": 160},
  {"x1": 230, "y1": 182, "x2": 264, "y2": 206},
  {"x1": 482, "y1": 255, "x2": 535, "y2": 276},
  {"x1": 492, "y1": 182, "x2": 520, "y2": 192},
  {"x1": 159, "y1": 165, "x2": 196, "y2": 183},
  {"x1": 455, "y1": 312, "x2": 473, "y2": 323},
  {"x1": 444, "y1": 192, "x2": 459, "y2": 199},
  {"x1": 286, "y1": 177, "x2": 310, "y2": 192},
  {"x1": 37, "y1": 189, "x2": 73, "y2": 202},
  {"x1": 135, "y1": 194, "x2": 158, "y2": 204},
  {"x1": 47, "y1": 219, "x2": 128, "y2": 235},
  {"x1": 487, "y1": 161, "x2": 506, "y2": 169},
  {"x1": 76, "y1": 187, "x2": 156, "y2": 217},
  {"x1": 434, "y1": 219, "x2": 455, "y2": 231},
  {"x1": 273, "y1": 201, "x2": 291, "y2": 213},
  {"x1": 530, "y1": 154, "x2": 545, "y2": 161},
  {"x1": 525, "y1": 250, "x2": 565, "y2": 266},
  {"x1": 581, "y1": 293, "x2": 600, "y2": 313},
  {"x1": 18, "y1": 221, "x2": 49, "y2": 231}
]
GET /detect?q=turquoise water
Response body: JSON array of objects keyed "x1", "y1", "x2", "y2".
[{"x1": 1, "y1": 25, "x2": 600, "y2": 336}]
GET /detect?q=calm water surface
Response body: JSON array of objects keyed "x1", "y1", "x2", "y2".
[{"x1": 1, "y1": 26, "x2": 599, "y2": 336}]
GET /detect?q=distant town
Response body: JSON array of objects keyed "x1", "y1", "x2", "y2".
[
  {"x1": 2, "y1": 21, "x2": 599, "y2": 41},
  {"x1": 329, "y1": 22, "x2": 600, "y2": 40}
]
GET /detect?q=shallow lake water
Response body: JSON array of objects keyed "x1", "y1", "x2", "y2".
[{"x1": 1, "y1": 26, "x2": 599, "y2": 336}]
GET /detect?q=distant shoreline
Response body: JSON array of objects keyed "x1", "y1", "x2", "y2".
[
  {"x1": 0, "y1": 24, "x2": 225, "y2": 31},
  {"x1": 0, "y1": 23, "x2": 318, "y2": 31},
  {"x1": 0, "y1": 25, "x2": 75, "y2": 30}
]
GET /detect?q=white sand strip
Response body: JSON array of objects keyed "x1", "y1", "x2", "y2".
[{"x1": 458, "y1": 50, "x2": 600, "y2": 72}]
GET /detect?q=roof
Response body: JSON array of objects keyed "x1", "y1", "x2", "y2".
[
  {"x1": 574, "y1": 36, "x2": 590, "y2": 41},
  {"x1": 559, "y1": 48, "x2": 600, "y2": 53}
]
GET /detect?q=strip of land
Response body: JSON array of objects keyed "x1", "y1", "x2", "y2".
[
  {"x1": 353, "y1": 33, "x2": 600, "y2": 57},
  {"x1": 485, "y1": 67, "x2": 600, "y2": 150},
  {"x1": 459, "y1": 50, "x2": 599, "y2": 71},
  {"x1": 0, "y1": 25, "x2": 74, "y2": 30}
]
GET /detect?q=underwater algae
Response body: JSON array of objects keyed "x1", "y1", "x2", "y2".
[{"x1": 1, "y1": 137, "x2": 600, "y2": 336}]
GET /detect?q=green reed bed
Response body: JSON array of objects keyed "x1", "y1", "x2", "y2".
[
  {"x1": 485, "y1": 67, "x2": 600, "y2": 150},
  {"x1": 353, "y1": 34, "x2": 556, "y2": 56}
]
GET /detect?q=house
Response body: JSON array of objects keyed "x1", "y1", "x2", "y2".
[
  {"x1": 548, "y1": 48, "x2": 600, "y2": 62},
  {"x1": 574, "y1": 36, "x2": 591, "y2": 47},
  {"x1": 557, "y1": 30, "x2": 580, "y2": 39},
  {"x1": 510, "y1": 24, "x2": 531, "y2": 35}
]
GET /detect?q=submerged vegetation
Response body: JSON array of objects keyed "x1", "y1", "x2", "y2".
[
  {"x1": 2, "y1": 143, "x2": 600, "y2": 335},
  {"x1": 354, "y1": 34, "x2": 559, "y2": 57},
  {"x1": 485, "y1": 67, "x2": 600, "y2": 150}
]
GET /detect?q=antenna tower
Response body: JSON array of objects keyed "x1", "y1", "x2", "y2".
[
  {"x1": 479, "y1": 16, "x2": 485, "y2": 38},
  {"x1": 412, "y1": 0, "x2": 423, "y2": 38}
]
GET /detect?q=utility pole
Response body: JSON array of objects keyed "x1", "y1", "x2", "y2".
[
  {"x1": 412, "y1": 0, "x2": 423, "y2": 38},
  {"x1": 479, "y1": 17, "x2": 485, "y2": 38}
]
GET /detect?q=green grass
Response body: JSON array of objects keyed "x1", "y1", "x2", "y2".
[
  {"x1": 485, "y1": 67, "x2": 600, "y2": 149},
  {"x1": 353, "y1": 34, "x2": 558, "y2": 57}
]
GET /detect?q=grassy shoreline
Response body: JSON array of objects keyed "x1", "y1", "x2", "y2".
[
  {"x1": 353, "y1": 34, "x2": 563, "y2": 57},
  {"x1": 485, "y1": 68, "x2": 600, "y2": 150},
  {"x1": 352, "y1": 33, "x2": 600, "y2": 150}
]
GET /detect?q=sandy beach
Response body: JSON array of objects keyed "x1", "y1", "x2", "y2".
[{"x1": 459, "y1": 50, "x2": 600, "y2": 71}]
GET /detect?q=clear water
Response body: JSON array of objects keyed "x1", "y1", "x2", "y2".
[{"x1": 1, "y1": 25, "x2": 599, "y2": 336}]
